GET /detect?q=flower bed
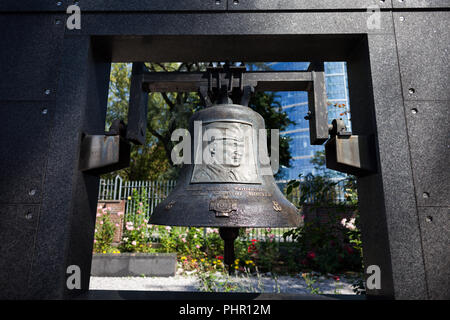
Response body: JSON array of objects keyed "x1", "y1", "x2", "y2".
[{"x1": 93, "y1": 183, "x2": 363, "y2": 282}]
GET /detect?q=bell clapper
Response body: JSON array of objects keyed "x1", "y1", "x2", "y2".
[{"x1": 219, "y1": 227, "x2": 240, "y2": 275}]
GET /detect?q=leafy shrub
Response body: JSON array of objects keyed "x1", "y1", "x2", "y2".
[
  {"x1": 283, "y1": 174, "x2": 363, "y2": 274},
  {"x1": 284, "y1": 211, "x2": 362, "y2": 274},
  {"x1": 105, "y1": 174, "x2": 363, "y2": 276},
  {"x1": 93, "y1": 207, "x2": 116, "y2": 253},
  {"x1": 119, "y1": 189, "x2": 155, "y2": 253}
]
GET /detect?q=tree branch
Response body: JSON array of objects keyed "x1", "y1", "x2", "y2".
[
  {"x1": 161, "y1": 92, "x2": 176, "y2": 110},
  {"x1": 147, "y1": 127, "x2": 173, "y2": 165},
  {"x1": 147, "y1": 127, "x2": 164, "y2": 142}
]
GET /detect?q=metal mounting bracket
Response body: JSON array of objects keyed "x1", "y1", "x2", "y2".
[
  {"x1": 140, "y1": 62, "x2": 327, "y2": 129},
  {"x1": 127, "y1": 62, "x2": 149, "y2": 145},
  {"x1": 306, "y1": 62, "x2": 329, "y2": 145},
  {"x1": 79, "y1": 120, "x2": 131, "y2": 175},
  {"x1": 324, "y1": 119, "x2": 377, "y2": 176}
]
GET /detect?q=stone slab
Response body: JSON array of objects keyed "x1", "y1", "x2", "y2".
[
  {"x1": 393, "y1": 0, "x2": 450, "y2": 9},
  {"x1": 75, "y1": 12, "x2": 394, "y2": 36},
  {"x1": 0, "y1": 101, "x2": 54, "y2": 204},
  {"x1": 394, "y1": 11, "x2": 450, "y2": 101},
  {"x1": 227, "y1": 0, "x2": 392, "y2": 10},
  {"x1": 0, "y1": 0, "x2": 227, "y2": 12},
  {"x1": 0, "y1": 204, "x2": 40, "y2": 298},
  {"x1": 0, "y1": 0, "x2": 394, "y2": 12},
  {"x1": 366, "y1": 34, "x2": 428, "y2": 299},
  {"x1": 418, "y1": 207, "x2": 450, "y2": 300},
  {"x1": 91, "y1": 253, "x2": 177, "y2": 277},
  {"x1": 0, "y1": 14, "x2": 64, "y2": 101},
  {"x1": 405, "y1": 101, "x2": 450, "y2": 207}
]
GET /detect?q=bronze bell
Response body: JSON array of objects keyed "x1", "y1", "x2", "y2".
[
  {"x1": 149, "y1": 103, "x2": 302, "y2": 268},
  {"x1": 149, "y1": 103, "x2": 301, "y2": 228}
]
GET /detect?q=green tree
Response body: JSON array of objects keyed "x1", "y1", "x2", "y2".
[
  {"x1": 145, "y1": 62, "x2": 203, "y2": 180},
  {"x1": 103, "y1": 63, "x2": 178, "y2": 180},
  {"x1": 106, "y1": 63, "x2": 131, "y2": 128},
  {"x1": 310, "y1": 150, "x2": 328, "y2": 177},
  {"x1": 310, "y1": 150, "x2": 348, "y2": 179}
]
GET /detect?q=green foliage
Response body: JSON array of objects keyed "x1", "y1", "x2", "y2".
[
  {"x1": 93, "y1": 207, "x2": 116, "y2": 253},
  {"x1": 253, "y1": 229, "x2": 279, "y2": 272},
  {"x1": 283, "y1": 211, "x2": 362, "y2": 274},
  {"x1": 301, "y1": 273, "x2": 323, "y2": 295},
  {"x1": 104, "y1": 63, "x2": 174, "y2": 181},
  {"x1": 283, "y1": 149, "x2": 362, "y2": 274},
  {"x1": 197, "y1": 270, "x2": 224, "y2": 292},
  {"x1": 107, "y1": 63, "x2": 131, "y2": 128},
  {"x1": 296, "y1": 174, "x2": 341, "y2": 205},
  {"x1": 157, "y1": 226, "x2": 180, "y2": 253},
  {"x1": 119, "y1": 189, "x2": 155, "y2": 253},
  {"x1": 145, "y1": 63, "x2": 202, "y2": 171},
  {"x1": 96, "y1": 176, "x2": 362, "y2": 275},
  {"x1": 310, "y1": 150, "x2": 347, "y2": 179},
  {"x1": 158, "y1": 227, "x2": 211, "y2": 260},
  {"x1": 197, "y1": 265, "x2": 241, "y2": 293},
  {"x1": 310, "y1": 151, "x2": 326, "y2": 174},
  {"x1": 197, "y1": 266, "x2": 282, "y2": 293},
  {"x1": 284, "y1": 172, "x2": 362, "y2": 274},
  {"x1": 343, "y1": 176, "x2": 358, "y2": 206}
]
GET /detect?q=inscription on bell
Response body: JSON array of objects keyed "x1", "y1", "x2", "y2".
[
  {"x1": 191, "y1": 121, "x2": 260, "y2": 184},
  {"x1": 165, "y1": 200, "x2": 176, "y2": 210},
  {"x1": 209, "y1": 197, "x2": 238, "y2": 218},
  {"x1": 272, "y1": 201, "x2": 282, "y2": 212}
]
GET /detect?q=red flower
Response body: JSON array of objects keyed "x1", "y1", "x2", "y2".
[
  {"x1": 333, "y1": 276, "x2": 340, "y2": 281},
  {"x1": 216, "y1": 255, "x2": 223, "y2": 260},
  {"x1": 248, "y1": 241, "x2": 259, "y2": 254},
  {"x1": 344, "y1": 245, "x2": 354, "y2": 254},
  {"x1": 307, "y1": 251, "x2": 316, "y2": 260}
]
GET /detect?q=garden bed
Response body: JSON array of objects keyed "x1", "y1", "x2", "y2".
[{"x1": 91, "y1": 253, "x2": 177, "y2": 277}]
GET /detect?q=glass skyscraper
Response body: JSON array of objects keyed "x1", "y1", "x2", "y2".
[{"x1": 267, "y1": 62, "x2": 351, "y2": 180}]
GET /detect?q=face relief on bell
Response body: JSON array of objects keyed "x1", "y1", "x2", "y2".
[{"x1": 170, "y1": 122, "x2": 280, "y2": 176}]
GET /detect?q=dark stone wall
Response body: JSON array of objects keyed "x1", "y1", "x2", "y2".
[
  {"x1": 0, "y1": 13, "x2": 66, "y2": 299},
  {"x1": 0, "y1": 0, "x2": 448, "y2": 299},
  {"x1": 393, "y1": 11, "x2": 450, "y2": 299}
]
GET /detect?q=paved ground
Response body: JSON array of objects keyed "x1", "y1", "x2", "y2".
[{"x1": 90, "y1": 273, "x2": 359, "y2": 295}]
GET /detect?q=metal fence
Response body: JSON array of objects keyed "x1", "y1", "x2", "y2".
[{"x1": 98, "y1": 176, "x2": 351, "y2": 243}]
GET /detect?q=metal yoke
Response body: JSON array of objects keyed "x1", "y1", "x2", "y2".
[{"x1": 131, "y1": 62, "x2": 376, "y2": 176}]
